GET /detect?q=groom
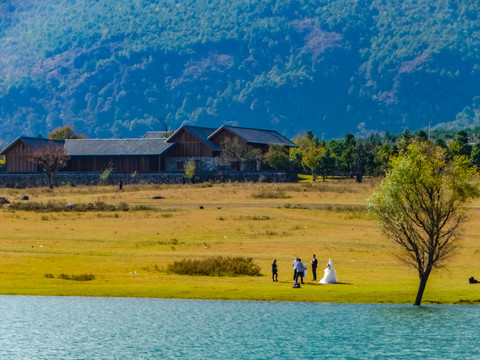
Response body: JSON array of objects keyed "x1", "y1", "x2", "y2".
[{"x1": 311, "y1": 254, "x2": 318, "y2": 281}]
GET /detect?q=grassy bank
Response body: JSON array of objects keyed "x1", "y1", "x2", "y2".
[{"x1": 0, "y1": 179, "x2": 479, "y2": 304}]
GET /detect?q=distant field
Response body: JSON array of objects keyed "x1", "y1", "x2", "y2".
[{"x1": 0, "y1": 179, "x2": 479, "y2": 305}]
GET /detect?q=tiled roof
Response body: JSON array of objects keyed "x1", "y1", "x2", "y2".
[
  {"x1": 166, "y1": 125, "x2": 221, "y2": 151},
  {"x1": 0, "y1": 137, "x2": 64, "y2": 155},
  {"x1": 209, "y1": 126, "x2": 297, "y2": 147},
  {"x1": 64, "y1": 139, "x2": 173, "y2": 156},
  {"x1": 143, "y1": 131, "x2": 172, "y2": 139}
]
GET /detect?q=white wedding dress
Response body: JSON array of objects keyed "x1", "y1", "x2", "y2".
[{"x1": 319, "y1": 259, "x2": 338, "y2": 284}]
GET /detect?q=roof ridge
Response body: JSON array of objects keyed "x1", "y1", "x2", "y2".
[
  {"x1": 65, "y1": 138, "x2": 166, "y2": 141},
  {"x1": 224, "y1": 125, "x2": 278, "y2": 132}
]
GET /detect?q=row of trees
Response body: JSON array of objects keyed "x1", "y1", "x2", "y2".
[{"x1": 264, "y1": 129, "x2": 480, "y2": 181}]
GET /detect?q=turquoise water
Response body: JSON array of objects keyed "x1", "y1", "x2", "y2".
[{"x1": 0, "y1": 296, "x2": 479, "y2": 359}]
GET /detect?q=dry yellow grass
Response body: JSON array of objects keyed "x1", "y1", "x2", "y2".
[{"x1": 0, "y1": 178, "x2": 479, "y2": 304}]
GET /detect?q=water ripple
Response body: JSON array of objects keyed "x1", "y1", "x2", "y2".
[{"x1": 0, "y1": 297, "x2": 478, "y2": 359}]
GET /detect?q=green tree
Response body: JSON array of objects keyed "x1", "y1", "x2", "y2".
[
  {"x1": 264, "y1": 144, "x2": 292, "y2": 172},
  {"x1": 448, "y1": 130, "x2": 472, "y2": 159},
  {"x1": 434, "y1": 138, "x2": 447, "y2": 148},
  {"x1": 48, "y1": 125, "x2": 86, "y2": 140},
  {"x1": 339, "y1": 133, "x2": 356, "y2": 174},
  {"x1": 353, "y1": 140, "x2": 370, "y2": 183},
  {"x1": 368, "y1": 143, "x2": 396, "y2": 177},
  {"x1": 367, "y1": 140, "x2": 479, "y2": 306},
  {"x1": 398, "y1": 128, "x2": 413, "y2": 152},
  {"x1": 470, "y1": 142, "x2": 480, "y2": 167},
  {"x1": 415, "y1": 130, "x2": 428, "y2": 141},
  {"x1": 289, "y1": 147, "x2": 303, "y2": 173},
  {"x1": 301, "y1": 145, "x2": 323, "y2": 180},
  {"x1": 184, "y1": 158, "x2": 196, "y2": 179},
  {"x1": 317, "y1": 148, "x2": 335, "y2": 181},
  {"x1": 293, "y1": 132, "x2": 322, "y2": 177}
]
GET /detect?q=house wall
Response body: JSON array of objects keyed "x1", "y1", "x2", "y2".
[
  {"x1": 168, "y1": 131, "x2": 213, "y2": 157},
  {"x1": 64, "y1": 155, "x2": 163, "y2": 173},
  {"x1": 4, "y1": 141, "x2": 38, "y2": 173}
]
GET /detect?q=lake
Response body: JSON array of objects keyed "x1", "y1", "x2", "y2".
[{"x1": 0, "y1": 296, "x2": 478, "y2": 359}]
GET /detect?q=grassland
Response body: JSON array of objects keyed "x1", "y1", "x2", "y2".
[{"x1": 0, "y1": 179, "x2": 479, "y2": 305}]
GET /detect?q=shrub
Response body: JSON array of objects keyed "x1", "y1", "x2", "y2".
[
  {"x1": 251, "y1": 188, "x2": 290, "y2": 199},
  {"x1": 132, "y1": 204, "x2": 154, "y2": 211},
  {"x1": 7, "y1": 201, "x2": 129, "y2": 212},
  {"x1": 243, "y1": 215, "x2": 270, "y2": 221},
  {"x1": 94, "y1": 201, "x2": 116, "y2": 211},
  {"x1": 56, "y1": 273, "x2": 96, "y2": 281},
  {"x1": 167, "y1": 256, "x2": 261, "y2": 276},
  {"x1": 184, "y1": 158, "x2": 196, "y2": 179},
  {"x1": 117, "y1": 202, "x2": 129, "y2": 211},
  {"x1": 98, "y1": 166, "x2": 113, "y2": 185}
]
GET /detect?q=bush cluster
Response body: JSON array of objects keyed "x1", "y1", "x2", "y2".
[
  {"x1": 167, "y1": 256, "x2": 261, "y2": 277},
  {"x1": 7, "y1": 201, "x2": 130, "y2": 212},
  {"x1": 44, "y1": 273, "x2": 96, "y2": 281},
  {"x1": 251, "y1": 188, "x2": 290, "y2": 199}
]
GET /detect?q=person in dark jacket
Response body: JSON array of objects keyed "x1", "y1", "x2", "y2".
[
  {"x1": 272, "y1": 259, "x2": 278, "y2": 282},
  {"x1": 311, "y1": 254, "x2": 318, "y2": 281}
]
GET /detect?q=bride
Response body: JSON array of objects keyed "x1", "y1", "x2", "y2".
[{"x1": 319, "y1": 259, "x2": 338, "y2": 284}]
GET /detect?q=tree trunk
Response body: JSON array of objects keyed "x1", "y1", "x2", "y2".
[
  {"x1": 46, "y1": 171, "x2": 54, "y2": 189},
  {"x1": 414, "y1": 269, "x2": 431, "y2": 306}
]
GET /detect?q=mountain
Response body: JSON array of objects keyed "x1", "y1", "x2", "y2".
[{"x1": 1, "y1": 0, "x2": 480, "y2": 143}]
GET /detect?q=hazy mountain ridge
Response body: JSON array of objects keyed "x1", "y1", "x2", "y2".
[{"x1": 0, "y1": 0, "x2": 479, "y2": 143}]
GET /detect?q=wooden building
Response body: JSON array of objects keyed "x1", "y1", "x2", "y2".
[
  {"x1": 0, "y1": 125, "x2": 297, "y2": 174},
  {"x1": 63, "y1": 139, "x2": 173, "y2": 173},
  {"x1": 0, "y1": 137, "x2": 64, "y2": 173},
  {"x1": 163, "y1": 126, "x2": 221, "y2": 173},
  {"x1": 209, "y1": 125, "x2": 298, "y2": 153}
]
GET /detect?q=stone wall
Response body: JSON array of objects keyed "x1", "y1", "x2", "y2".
[
  {"x1": 165, "y1": 157, "x2": 218, "y2": 173},
  {"x1": 0, "y1": 171, "x2": 297, "y2": 188}
]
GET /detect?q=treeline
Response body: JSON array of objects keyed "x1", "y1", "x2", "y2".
[{"x1": 265, "y1": 127, "x2": 480, "y2": 181}]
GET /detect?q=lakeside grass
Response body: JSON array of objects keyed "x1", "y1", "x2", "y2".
[{"x1": 0, "y1": 179, "x2": 479, "y2": 304}]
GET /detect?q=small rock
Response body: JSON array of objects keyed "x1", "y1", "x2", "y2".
[
  {"x1": 0, "y1": 197, "x2": 9, "y2": 204},
  {"x1": 152, "y1": 196, "x2": 164, "y2": 199},
  {"x1": 199, "y1": 206, "x2": 204, "y2": 209},
  {"x1": 21, "y1": 196, "x2": 29, "y2": 201}
]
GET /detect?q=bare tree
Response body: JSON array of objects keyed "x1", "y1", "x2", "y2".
[
  {"x1": 31, "y1": 142, "x2": 70, "y2": 189},
  {"x1": 368, "y1": 140, "x2": 479, "y2": 305},
  {"x1": 219, "y1": 137, "x2": 261, "y2": 171}
]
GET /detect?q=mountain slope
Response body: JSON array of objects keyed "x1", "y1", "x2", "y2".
[{"x1": 0, "y1": 0, "x2": 479, "y2": 142}]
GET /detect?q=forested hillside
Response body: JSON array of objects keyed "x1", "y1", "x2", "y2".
[{"x1": 1, "y1": 0, "x2": 479, "y2": 142}]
